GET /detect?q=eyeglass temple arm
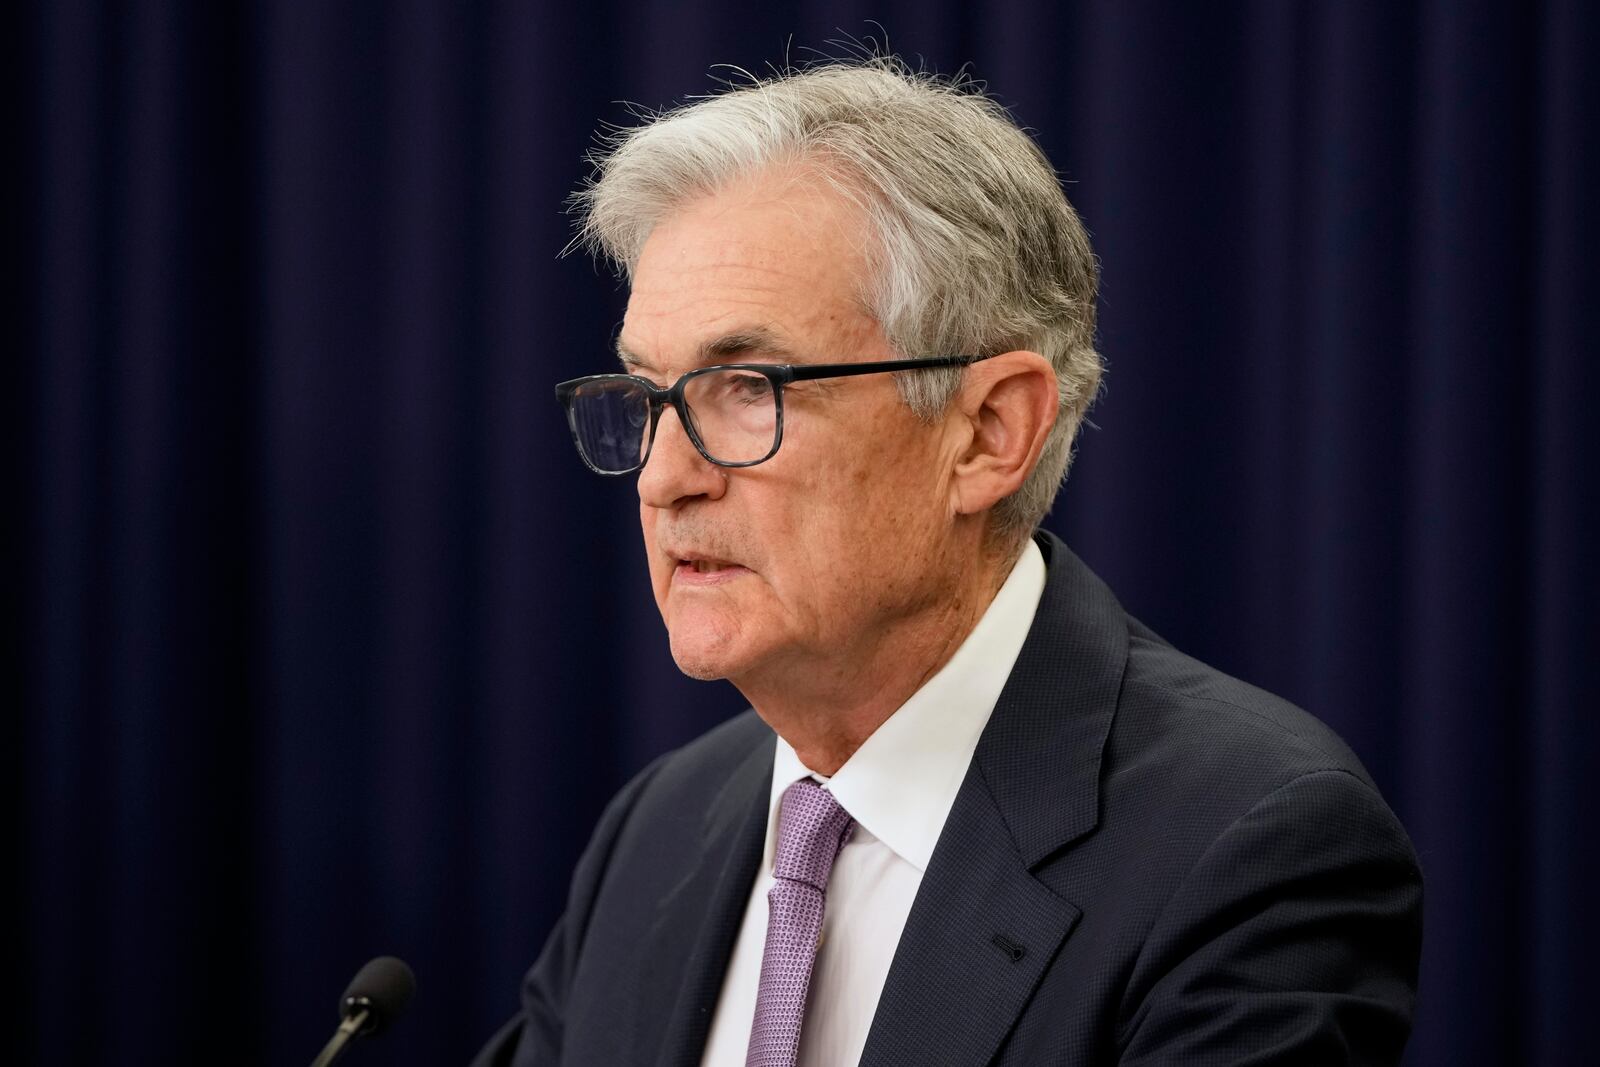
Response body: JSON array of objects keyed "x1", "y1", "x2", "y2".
[{"x1": 783, "y1": 354, "x2": 989, "y2": 382}]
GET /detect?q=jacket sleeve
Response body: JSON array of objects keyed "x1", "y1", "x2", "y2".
[
  {"x1": 1117, "y1": 768, "x2": 1424, "y2": 1066},
  {"x1": 469, "y1": 755, "x2": 669, "y2": 1067}
]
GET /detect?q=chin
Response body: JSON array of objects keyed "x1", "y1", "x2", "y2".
[
  {"x1": 670, "y1": 655, "x2": 731, "y2": 682},
  {"x1": 668, "y1": 642, "x2": 745, "y2": 682},
  {"x1": 666, "y1": 623, "x2": 745, "y2": 682}
]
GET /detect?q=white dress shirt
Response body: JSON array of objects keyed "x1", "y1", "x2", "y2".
[{"x1": 698, "y1": 540, "x2": 1047, "y2": 1067}]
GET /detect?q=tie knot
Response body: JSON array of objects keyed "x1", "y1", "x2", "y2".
[{"x1": 772, "y1": 779, "x2": 853, "y2": 890}]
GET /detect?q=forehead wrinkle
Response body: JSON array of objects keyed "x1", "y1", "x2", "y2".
[
  {"x1": 647, "y1": 260, "x2": 829, "y2": 302},
  {"x1": 621, "y1": 182, "x2": 887, "y2": 377},
  {"x1": 627, "y1": 269, "x2": 821, "y2": 330},
  {"x1": 622, "y1": 273, "x2": 832, "y2": 366}
]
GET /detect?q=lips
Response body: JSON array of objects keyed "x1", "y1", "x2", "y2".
[
  {"x1": 684, "y1": 558, "x2": 736, "y2": 573},
  {"x1": 668, "y1": 551, "x2": 750, "y2": 584}
]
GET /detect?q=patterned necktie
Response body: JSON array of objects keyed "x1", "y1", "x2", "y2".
[{"x1": 745, "y1": 778, "x2": 855, "y2": 1067}]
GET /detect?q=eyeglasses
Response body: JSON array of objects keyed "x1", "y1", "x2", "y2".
[{"x1": 555, "y1": 355, "x2": 991, "y2": 475}]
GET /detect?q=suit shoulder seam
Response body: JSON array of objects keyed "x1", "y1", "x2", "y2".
[{"x1": 1125, "y1": 676, "x2": 1350, "y2": 769}]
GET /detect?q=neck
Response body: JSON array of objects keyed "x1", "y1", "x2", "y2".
[{"x1": 737, "y1": 541, "x2": 1018, "y2": 776}]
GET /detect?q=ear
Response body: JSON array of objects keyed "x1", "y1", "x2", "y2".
[{"x1": 948, "y1": 351, "x2": 1059, "y2": 519}]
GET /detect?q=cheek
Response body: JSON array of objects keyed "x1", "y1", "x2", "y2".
[
  {"x1": 779, "y1": 464, "x2": 935, "y2": 597},
  {"x1": 750, "y1": 406, "x2": 945, "y2": 614}
]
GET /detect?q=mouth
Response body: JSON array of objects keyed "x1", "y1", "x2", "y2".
[{"x1": 671, "y1": 555, "x2": 750, "y2": 584}]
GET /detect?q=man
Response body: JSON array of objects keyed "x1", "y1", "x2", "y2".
[{"x1": 475, "y1": 59, "x2": 1422, "y2": 1066}]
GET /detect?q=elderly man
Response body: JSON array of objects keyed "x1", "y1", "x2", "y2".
[{"x1": 475, "y1": 60, "x2": 1422, "y2": 1066}]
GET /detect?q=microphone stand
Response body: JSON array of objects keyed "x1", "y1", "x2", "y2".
[{"x1": 309, "y1": 1003, "x2": 371, "y2": 1067}]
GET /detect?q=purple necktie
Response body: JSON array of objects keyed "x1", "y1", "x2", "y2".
[{"x1": 745, "y1": 779, "x2": 855, "y2": 1067}]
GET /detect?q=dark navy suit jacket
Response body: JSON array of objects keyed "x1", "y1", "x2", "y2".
[{"x1": 474, "y1": 533, "x2": 1423, "y2": 1065}]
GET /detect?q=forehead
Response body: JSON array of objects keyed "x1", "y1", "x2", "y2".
[{"x1": 618, "y1": 168, "x2": 882, "y2": 369}]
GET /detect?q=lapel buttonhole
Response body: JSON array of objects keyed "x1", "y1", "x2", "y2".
[{"x1": 990, "y1": 932, "x2": 1026, "y2": 962}]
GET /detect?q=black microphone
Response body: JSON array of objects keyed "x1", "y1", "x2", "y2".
[{"x1": 309, "y1": 956, "x2": 416, "y2": 1067}]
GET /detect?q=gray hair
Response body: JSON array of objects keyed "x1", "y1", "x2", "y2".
[{"x1": 573, "y1": 58, "x2": 1102, "y2": 544}]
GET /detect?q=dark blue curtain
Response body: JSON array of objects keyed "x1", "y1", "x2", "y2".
[{"x1": 17, "y1": 2, "x2": 1597, "y2": 1065}]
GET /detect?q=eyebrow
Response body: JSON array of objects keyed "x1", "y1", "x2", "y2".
[{"x1": 616, "y1": 326, "x2": 800, "y2": 373}]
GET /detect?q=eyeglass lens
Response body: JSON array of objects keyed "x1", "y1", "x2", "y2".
[
  {"x1": 568, "y1": 368, "x2": 779, "y2": 472},
  {"x1": 567, "y1": 377, "x2": 653, "y2": 472}
]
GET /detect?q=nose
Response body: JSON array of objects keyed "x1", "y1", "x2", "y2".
[{"x1": 637, "y1": 403, "x2": 727, "y2": 509}]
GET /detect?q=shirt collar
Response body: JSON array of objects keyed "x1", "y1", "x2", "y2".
[{"x1": 765, "y1": 539, "x2": 1047, "y2": 874}]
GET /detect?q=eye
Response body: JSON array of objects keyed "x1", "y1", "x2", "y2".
[{"x1": 725, "y1": 372, "x2": 774, "y2": 403}]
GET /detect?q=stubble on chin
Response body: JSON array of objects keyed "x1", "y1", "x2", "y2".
[
  {"x1": 671, "y1": 654, "x2": 729, "y2": 682},
  {"x1": 665, "y1": 605, "x2": 743, "y2": 682}
]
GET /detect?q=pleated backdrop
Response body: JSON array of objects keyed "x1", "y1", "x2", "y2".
[{"x1": 16, "y1": 2, "x2": 1597, "y2": 1065}]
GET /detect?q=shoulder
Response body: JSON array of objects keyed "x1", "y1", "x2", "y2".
[
  {"x1": 1111, "y1": 616, "x2": 1379, "y2": 806},
  {"x1": 1104, "y1": 629, "x2": 1422, "y2": 1053},
  {"x1": 572, "y1": 708, "x2": 772, "y2": 859},
  {"x1": 639, "y1": 707, "x2": 774, "y2": 795},
  {"x1": 593, "y1": 708, "x2": 774, "y2": 847},
  {"x1": 551, "y1": 708, "x2": 772, "y2": 947},
  {"x1": 1043, "y1": 608, "x2": 1418, "y2": 910}
]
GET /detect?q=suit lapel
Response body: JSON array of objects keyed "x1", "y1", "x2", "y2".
[
  {"x1": 857, "y1": 770, "x2": 1081, "y2": 1066},
  {"x1": 647, "y1": 731, "x2": 773, "y2": 1067},
  {"x1": 859, "y1": 533, "x2": 1129, "y2": 1066}
]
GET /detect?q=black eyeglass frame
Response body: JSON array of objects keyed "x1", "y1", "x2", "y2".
[{"x1": 554, "y1": 354, "x2": 992, "y2": 476}]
